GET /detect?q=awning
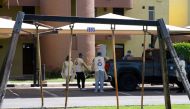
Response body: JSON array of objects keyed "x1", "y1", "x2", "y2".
[
  {"x1": 0, "y1": 18, "x2": 48, "y2": 38},
  {"x1": 58, "y1": 13, "x2": 190, "y2": 35}
]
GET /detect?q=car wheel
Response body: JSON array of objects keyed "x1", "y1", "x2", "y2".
[
  {"x1": 176, "y1": 81, "x2": 184, "y2": 89},
  {"x1": 110, "y1": 80, "x2": 115, "y2": 88},
  {"x1": 119, "y1": 73, "x2": 138, "y2": 91}
]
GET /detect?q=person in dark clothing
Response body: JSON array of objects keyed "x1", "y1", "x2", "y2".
[
  {"x1": 122, "y1": 50, "x2": 133, "y2": 60},
  {"x1": 74, "y1": 53, "x2": 88, "y2": 90}
]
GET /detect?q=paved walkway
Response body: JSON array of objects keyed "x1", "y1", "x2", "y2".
[
  {"x1": 2, "y1": 95, "x2": 190, "y2": 108},
  {"x1": 7, "y1": 81, "x2": 106, "y2": 87},
  {"x1": 2, "y1": 83, "x2": 190, "y2": 108}
]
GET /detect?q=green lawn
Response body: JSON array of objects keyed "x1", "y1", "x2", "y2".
[
  {"x1": 70, "y1": 105, "x2": 190, "y2": 109},
  {"x1": 26, "y1": 105, "x2": 190, "y2": 109},
  {"x1": 8, "y1": 79, "x2": 33, "y2": 83}
]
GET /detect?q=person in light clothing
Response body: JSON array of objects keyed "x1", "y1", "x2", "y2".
[
  {"x1": 74, "y1": 53, "x2": 89, "y2": 90},
  {"x1": 92, "y1": 52, "x2": 105, "y2": 93},
  {"x1": 176, "y1": 57, "x2": 186, "y2": 93},
  {"x1": 61, "y1": 56, "x2": 75, "y2": 82}
]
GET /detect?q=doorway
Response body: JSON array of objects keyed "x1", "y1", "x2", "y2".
[
  {"x1": 113, "y1": 8, "x2": 124, "y2": 16},
  {"x1": 23, "y1": 43, "x2": 35, "y2": 75},
  {"x1": 115, "y1": 44, "x2": 124, "y2": 60}
]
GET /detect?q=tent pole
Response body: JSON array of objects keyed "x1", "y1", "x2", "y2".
[
  {"x1": 158, "y1": 19, "x2": 190, "y2": 100},
  {"x1": 64, "y1": 24, "x2": 74, "y2": 109},
  {"x1": 141, "y1": 26, "x2": 147, "y2": 109},
  {"x1": 35, "y1": 24, "x2": 44, "y2": 108},
  {"x1": 157, "y1": 24, "x2": 171, "y2": 109},
  {"x1": 111, "y1": 24, "x2": 119, "y2": 109}
]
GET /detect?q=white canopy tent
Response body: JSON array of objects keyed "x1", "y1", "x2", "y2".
[
  {"x1": 0, "y1": 18, "x2": 48, "y2": 38},
  {"x1": 186, "y1": 26, "x2": 190, "y2": 29},
  {"x1": 58, "y1": 13, "x2": 190, "y2": 35}
]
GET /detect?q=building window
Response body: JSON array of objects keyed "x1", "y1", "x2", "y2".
[
  {"x1": 22, "y1": 6, "x2": 35, "y2": 23},
  {"x1": 115, "y1": 44, "x2": 124, "y2": 59},
  {"x1": 113, "y1": 8, "x2": 124, "y2": 16},
  {"x1": 148, "y1": 6, "x2": 155, "y2": 20},
  {"x1": 95, "y1": 8, "x2": 97, "y2": 17},
  {"x1": 71, "y1": 0, "x2": 76, "y2": 16},
  {"x1": 0, "y1": 0, "x2": 2, "y2": 8}
]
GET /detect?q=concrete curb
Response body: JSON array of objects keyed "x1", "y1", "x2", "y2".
[{"x1": 7, "y1": 82, "x2": 110, "y2": 87}]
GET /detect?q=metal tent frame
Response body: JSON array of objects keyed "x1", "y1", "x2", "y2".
[{"x1": 0, "y1": 11, "x2": 190, "y2": 109}]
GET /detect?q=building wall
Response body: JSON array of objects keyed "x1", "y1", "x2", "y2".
[
  {"x1": 0, "y1": 6, "x2": 21, "y2": 19},
  {"x1": 96, "y1": 36, "x2": 130, "y2": 58},
  {"x1": 126, "y1": 35, "x2": 152, "y2": 57},
  {"x1": 0, "y1": 39, "x2": 9, "y2": 73},
  {"x1": 188, "y1": 1, "x2": 190, "y2": 25},
  {"x1": 0, "y1": 0, "x2": 95, "y2": 77},
  {"x1": 0, "y1": 37, "x2": 33, "y2": 78},
  {"x1": 76, "y1": 0, "x2": 95, "y2": 64},
  {"x1": 95, "y1": 0, "x2": 133, "y2": 8},
  {"x1": 95, "y1": 0, "x2": 163, "y2": 57},
  {"x1": 2, "y1": 0, "x2": 39, "y2": 6},
  {"x1": 125, "y1": 0, "x2": 169, "y2": 22},
  {"x1": 123, "y1": 0, "x2": 169, "y2": 57},
  {"x1": 39, "y1": 0, "x2": 71, "y2": 70},
  {"x1": 38, "y1": 0, "x2": 95, "y2": 70},
  {"x1": 96, "y1": 8, "x2": 113, "y2": 17},
  {"x1": 0, "y1": 7, "x2": 22, "y2": 78},
  {"x1": 169, "y1": 0, "x2": 188, "y2": 26}
]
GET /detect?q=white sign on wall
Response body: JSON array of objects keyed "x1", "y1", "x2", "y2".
[{"x1": 96, "y1": 44, "x2": 106, "y2": 57}]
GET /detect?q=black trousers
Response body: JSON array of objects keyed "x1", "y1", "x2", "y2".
[{"x1": 76, "y1": 72, "x2": 85, "y2": 88}]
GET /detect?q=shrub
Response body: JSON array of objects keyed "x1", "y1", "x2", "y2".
[
  {"x1": 173, "y1": 42, "x2": 190, "y2": 62},
  {"x1": 46, "y1": 68, "x2": 62, "y2": 79}
]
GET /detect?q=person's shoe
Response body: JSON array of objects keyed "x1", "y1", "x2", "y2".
[
  {"x1": 94, "y1": 90, "x2": 98, "y2": 93},
  {"x1": 81, "y1": 88, "x2": 87, "y2": 91}
]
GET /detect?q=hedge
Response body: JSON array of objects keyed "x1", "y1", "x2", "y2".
[{"x1": 173, "y1": 42, "x2": 190, "y2": 62}]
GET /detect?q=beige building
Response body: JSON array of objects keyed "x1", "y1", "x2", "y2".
[
  {"x1": 0, "y1": 0, "x2": 189, "y2": 79},
  {"x1": 96, "y1": 0, "x2": 190, "y2": 59}
]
